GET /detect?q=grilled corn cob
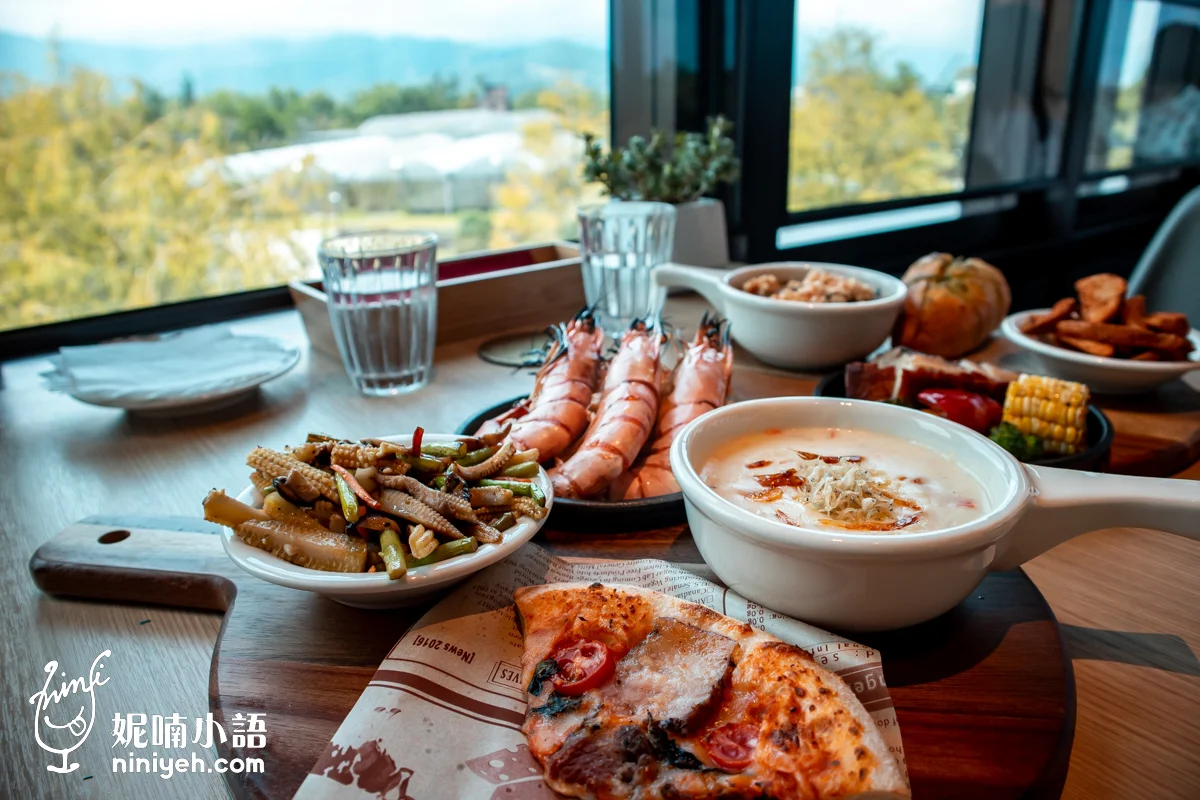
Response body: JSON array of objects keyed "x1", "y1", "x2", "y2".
[
  {"x1": 247, "y1": 447, "x2": 338, "y2": 500},
  {"x1": 1002, "y1": 375, "x2": 1089, "y2": 455}
]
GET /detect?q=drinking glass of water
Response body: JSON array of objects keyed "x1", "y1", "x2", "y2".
[
  {"x1": 577, "y1": 202, "x2": 676, "y2": 329},
  {"x1": 318, "y1": 231, "x2": 438, "y2": 396}
]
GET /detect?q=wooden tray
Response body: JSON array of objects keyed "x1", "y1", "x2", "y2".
[
  {"x1": 30, "y1": 516, "x2": 1075, "y2": 800},
  {"x1": 290, "y1": 241, "x2": 582, "y2": 359}
]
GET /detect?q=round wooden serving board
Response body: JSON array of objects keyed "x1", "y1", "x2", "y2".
[{"x1": 30, "y1": 516, "x2": 1074, "y2": 800}]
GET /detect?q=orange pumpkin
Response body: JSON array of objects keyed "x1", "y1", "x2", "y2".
[{"x1": 893, "y1": 252, "x2": 1011, "y2": 358}]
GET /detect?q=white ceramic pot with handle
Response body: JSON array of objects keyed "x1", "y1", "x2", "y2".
[
  {"x1": 670, "y1": 397, "x2": 1200, "y2": 631},
  {"x1": 654, "y1": 262, "x2": 906, "y2": 369}
]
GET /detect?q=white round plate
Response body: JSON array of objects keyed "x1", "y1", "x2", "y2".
[
  {"x1": 68, "y1": 338, "x2": 300, "y2": 415},
  {"x1": 219, "y1": 433, "x2": 552, "y2": 608},
  {"x1": 1001, "y1": 310, "x2": 1200, "y2": 394}
]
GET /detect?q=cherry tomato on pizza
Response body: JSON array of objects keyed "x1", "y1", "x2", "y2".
[
  {"x1": 704, "y1": 722, "x2": 759, "y2": 771},
  {"x1": 549, "y1": 640, "x2": 616, "y2": 696}
]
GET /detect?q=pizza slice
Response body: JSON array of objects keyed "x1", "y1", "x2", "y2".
[{"x1": 515, "y1": 582, "x2": 909, "y2": 800}]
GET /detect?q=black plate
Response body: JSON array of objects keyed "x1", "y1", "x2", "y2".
[
  {"x1": 814, "y1": 369, "x2": 1114, "y2": 472},
  {"x1": 457, "y1": 397, "x2": 686, "y2": 532}
]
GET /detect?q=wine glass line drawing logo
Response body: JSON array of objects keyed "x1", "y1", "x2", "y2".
[{"x1": 28, "y1": 650, "x2": 112, "y2": 773}]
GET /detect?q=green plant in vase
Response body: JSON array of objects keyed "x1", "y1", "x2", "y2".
[
  {"x1": 579, "y1": 116, "x2": 740, "y2": 267},
  {"x1": 581, "y1": 116, "x2": 740, "y2": 203}
]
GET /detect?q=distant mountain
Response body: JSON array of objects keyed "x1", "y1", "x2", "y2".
[{"x1": 0, "y1": 31, "x2": 609, "y2": 98}]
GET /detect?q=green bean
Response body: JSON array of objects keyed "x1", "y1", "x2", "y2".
[
  {"x1": 477, "y1": 478, "x2": 544, "y2": 505},
  {"x1": 401, "y1": 454, "x2": 447, "y2": 473},
  {"x1": 379, "y1": 529, "x2": 407, "y2": 580},
  {"x1": 456, "y1": 447, "x2": 496, "y2": 467},
  {"x1": 407, "y1": 538, "x2": 478, "y2": 568},
  {"x1": 422, "y1": 442, "x2": 467, "y2": 458},
  {"x1": 492, "y1": 512, "x2": 516, "y2": 532},
  {"x1": 501, "y1": 461, "x2": 539, "y2": 479},
  {"x1": 334, "y1": 474, "x2": 361, "y2": 523}
]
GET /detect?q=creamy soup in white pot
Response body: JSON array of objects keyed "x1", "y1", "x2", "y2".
[{"x1": 699, "y1": 427, "x2": 986, "y2": 533}]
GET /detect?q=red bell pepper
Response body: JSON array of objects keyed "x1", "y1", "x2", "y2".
[{"x1": 916, "y1": 389, "x2": 1002, "y2": 434}]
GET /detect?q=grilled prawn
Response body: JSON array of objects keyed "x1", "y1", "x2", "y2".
[
  {"x1": 550, "y1": 319, "x2": 663, "y2": 498},
  {"x1": 476, "y1": 308, "x2": 606, "y2": 463},
  {"x1": 609, "y1": 314, "x2": 732, "y2": 500}
]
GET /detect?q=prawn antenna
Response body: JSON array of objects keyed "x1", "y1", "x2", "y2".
[
  {"x1": 573, "y1": 305, "x2": 600, "y2": 331},
  {"x1": 517, "y1": 323, "x2": 567, "y2": 373}
]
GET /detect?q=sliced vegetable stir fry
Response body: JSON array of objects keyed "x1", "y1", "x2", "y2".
[{"x1": 202, "y1": 430, "x2": 546, "y2": 580}]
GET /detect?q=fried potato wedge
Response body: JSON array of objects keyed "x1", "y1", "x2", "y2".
[
  {"x1": 1020, "y1": 297, "x2": 1077, "y2": 336},
  {"x1": 1130, "y1": 350, "x2": 1160, "y2": 361},
  {"x1": 1143, "y1": 311, "x2": 1190, "y2": 337},
  {"x1": 1056, "y1": 319, "x2": 1187, "y2": 352},
  {"x1": 1075, "y1": 273, "x2": 1126, "y2": 323},
  {"x1": 1121, "y1": 294, "x2": 1147, "y2": 328},
  {"x1": 1058, "y1": 335, "x2": 1115, "y2": 357}
]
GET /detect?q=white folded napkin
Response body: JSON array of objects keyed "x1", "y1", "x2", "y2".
[{"x1": 42, "y1": 327, "x2": 299, "y2": 405}]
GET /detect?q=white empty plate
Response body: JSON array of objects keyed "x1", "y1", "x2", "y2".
[{"x1": 43, "y1": 328, "x2": 300, "y2": 414}]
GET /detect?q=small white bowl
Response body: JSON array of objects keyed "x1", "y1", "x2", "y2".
[
  {"x1": 654, "y1": 262, "x2": 907, "y2": 370},
  {"x1": 220, "y1": 433, "x2": 551, "y2": 608},
  {"x1": 1002, "y1": 310, "x2": 1200, "y2": 394},
  {"x1": 671, "y1": 397, "x2": 1200, "y2": 631}
]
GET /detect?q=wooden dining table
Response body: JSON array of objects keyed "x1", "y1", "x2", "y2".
[{"x1": 3, "y1": 293, "x2": 1199, "y2": 800}]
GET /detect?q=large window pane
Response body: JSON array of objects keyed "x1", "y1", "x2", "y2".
[
  {"x1": 1086, "y1": 0, "x2": 1200, "y2": 174},
  {"x1": 786, "y1": 0, "x2": 985, "y2": 213},
  {"x1": 0, "y1": 1, "x2": 610, "y2": 331}
]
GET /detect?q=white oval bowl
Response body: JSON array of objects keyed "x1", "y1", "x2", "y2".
[
  {"x1": 220, "y1": 433, "x2": 551, "y2": 608},
  {"x1": 670, "y1": 397, "x2": 1200, "y2": 631},
  {"x1": 655, "y1": 262, "x2": 907, "y2": 370},
  {"x1": 1001, "y1": 310, "x2": 1200, "y2": 394}
]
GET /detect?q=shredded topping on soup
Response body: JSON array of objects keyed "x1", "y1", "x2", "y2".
[{"x1": 796, "y1": 460, "x2": 918, "y2": 526}]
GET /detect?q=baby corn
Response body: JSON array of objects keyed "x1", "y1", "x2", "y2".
[
  {"x1": 331, "y1": 442, "x2": 381, "y2": 469},
  {"x1": 248, "y1": 470, "x2": 274, "y2": 495},
  {"x1": 1002, "y1": 374, "x2": 1089, "y2": 455},
  {"x1": 247, "y1": 447, "x2": 338, "y2": 500}
]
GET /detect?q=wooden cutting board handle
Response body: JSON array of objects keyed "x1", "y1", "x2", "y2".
[{"x1": 29, "y1": 516, "x2": 241, "y2": 612}]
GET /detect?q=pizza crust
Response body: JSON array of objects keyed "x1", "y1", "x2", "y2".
[{"x1": 515, "y1": 582, "x2": 910, "y2": 799}]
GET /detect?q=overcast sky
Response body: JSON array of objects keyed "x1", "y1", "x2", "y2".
[
  {"x1": 0, "y1": 0, "x2": 609, "y2": 47},
  {"x1": 796, "y1": 0, "x2": 983, "y2": 50}
]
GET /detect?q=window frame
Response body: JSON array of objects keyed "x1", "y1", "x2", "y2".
[{"x1": 734, "y1": 0, "x2": 1200, "y2": 265}]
